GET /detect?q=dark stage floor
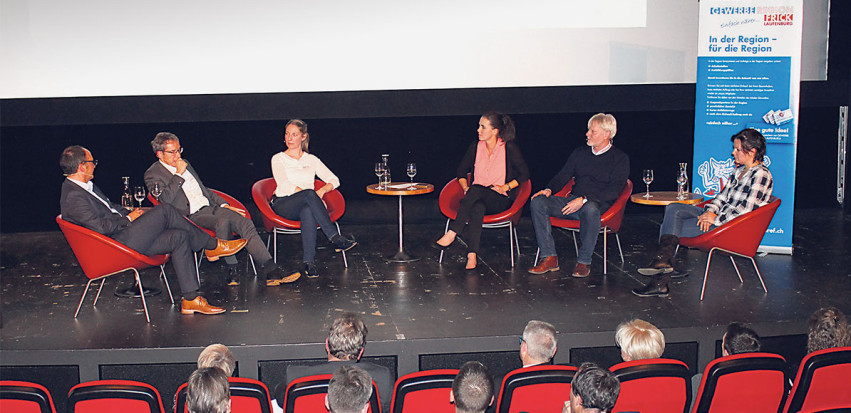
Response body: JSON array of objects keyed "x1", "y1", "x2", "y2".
[{"x1": 1, "y1": 209, "x2": 850, "y2": 405}]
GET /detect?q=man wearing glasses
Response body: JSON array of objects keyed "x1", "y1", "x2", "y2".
[
  {"x1": 144, "y1": 132, "x2": 300, "y2": 286},
  {"x1": 59, "y1": 145, "x2": 246, "y2": 315}
]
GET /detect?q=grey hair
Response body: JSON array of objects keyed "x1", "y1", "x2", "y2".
[
  {"x1": 151, "y1": 132, "x2": 179, "y2": 153},
  {"x1": 522, "y1": 320, "x2": 558, "y2": 363},
  {"x1": 615, "y1": 319, "x2": 665, "y2": 361},
  {"x1": 327, "y1": 365, "x2": 373, "y2": 413},
  {"x1": 452, "y1": 361, "x2": 493, "y2": 413},
  {"x1": 187, "y1": 367, "x2": 230, "y2": 413},
  {"x1": 588, "y1": 113, "x2": 617, "y2": 140},
  {"x1": 328, "y1": 312, "x2": 368, "y2": 361},
  {"x1": 197, "y1": 344, "x2": 236, "y2": 377}
]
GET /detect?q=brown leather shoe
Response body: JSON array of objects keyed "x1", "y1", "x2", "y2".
[
  {"x1": 571, "y1": 262, "x2": 591, "y2": 278},
  {"x1": 205, "y1": 238, "x2": 248, "y2": 262},
  {"x1": 529, "y1": 256, "x2": 559, "y2": 274},
  {"x1": 181, "y1": 296, "x2": 225, "y2": 315},
  {"x1": 265, "y1": 269, "x2": 302, "y2": 286}
]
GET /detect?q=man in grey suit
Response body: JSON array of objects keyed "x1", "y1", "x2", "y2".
[
  {"x1": 144, "y1": 132, "x2": 299, "y2": 286},
  {"x1": 272, "y1": 312, "x2": 393, "y2": 413}
]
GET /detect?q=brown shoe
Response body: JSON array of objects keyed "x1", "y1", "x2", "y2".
[
  {"x1": 529, "y1": 256, "x2": 559, "y2": 274},
  {"x1": 266, "y1": 269, "x2": 302, "y2": 286},
  {"x1": 181, "y1": 296, "x2": 225, "y2": 315},
  {"x1": 205, "y1": 238, "x2": 248, "y2": 262},
  {"x1": 571, "y1": 262, "x2": 591, "y2": 278}
]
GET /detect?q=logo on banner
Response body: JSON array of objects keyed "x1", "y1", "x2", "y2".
[{"x1": 696, "y1": 155, "x2": 771, "y2": 196}]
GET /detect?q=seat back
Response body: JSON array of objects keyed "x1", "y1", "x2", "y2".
[
  {"x1": 679, "y1": 196, "x2": 781, "y2": 257},
  {"x1": 784, "y1": 346, "x2": 851, "y2": 413},
  {"x1": 56, "y1": 215, "x2": 167, "y2": 280},
  {"x1": 609, "y1": 358, "x2": 691, "y2": 413},
  {"x1": 174, "y1": 377, "x2": 273, "y2": 413},
  {"x1": 283, "y1": 374, "x2": 381, "y2": 413},
  {"x1": 496, "y1": 365, "x2": 578, "y2": 413},
  {"x1": 390, "y1": 369, "x2": 458, "y2": 413},
  {"x1": 0, "y1": 381, "x2": 57, "y2": 413},
  {"x1": 438, "y1": 179, "x2": 531, "y2": 226},
  {"x1": 67, "y1": 380, "x2": 165, "y2": 413},
  {"x1": 691, "y1": 353, "x2": 788, "y2": 413},
  {"x1": 252, "y1": 178, "x2": 345, "y2": 232}
]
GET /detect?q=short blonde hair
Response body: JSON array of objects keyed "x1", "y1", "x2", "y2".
[
  {"x1": 197, "y1": 344, "x2": 236, "y2": 376},
  {"x1": 588, "y1": 113, "x2": 617, "y2": 139},
  {"x1": 615, "y1": 319, "x2": 665, "y2": 361}
]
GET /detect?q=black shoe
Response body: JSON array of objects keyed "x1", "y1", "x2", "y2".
[
  {"x1": 114, "y1": 285, "x2": 162, "y2": 298},
  {"x1": 637, "y1": 257, "x2": 675, "y2": 276},
  {"x1": 332, "y1": 235, "x2": 357, "y2": 252},
  {"x1": 669, "y1": 269, "x2": 690, "y2": 279},
  {"x1": 632, "y1": 282, "x2": 670, "y2": 297},
  {"x1": 304, "y1": 262, "x2": 319, "y2": 278}
]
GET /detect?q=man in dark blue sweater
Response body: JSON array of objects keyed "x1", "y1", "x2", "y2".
[{"x1": 528, "y1": 113, "x2": 630, "y2": 277}]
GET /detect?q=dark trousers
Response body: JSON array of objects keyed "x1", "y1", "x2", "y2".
[
  {"x1": 114, "y1": 204, "x2": 214, "y2": 297},
  {"x1": 190, "y1": 206, "x2": 272, "y2": 266},
  {"x1": 271, "y1": 190, "x2": 339, "y2": 263},
  {"x1": 448, "y1": 185, "x2": 512, "y2": 254}
]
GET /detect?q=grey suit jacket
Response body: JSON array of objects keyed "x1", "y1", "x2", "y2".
[
  {"x1": 144, "y1": 160, "x2": 226, "y2": 216},
  {"x1": 60, "y1": 179, "x2": 131, "y2": 236}
]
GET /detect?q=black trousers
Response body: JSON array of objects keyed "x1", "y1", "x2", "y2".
[
  {"x1": 448, "y1": 185, "x2": 512, "y2": 254},
  {"x1": 114, "y1": 204, "x2": 215, "y2": 297}
]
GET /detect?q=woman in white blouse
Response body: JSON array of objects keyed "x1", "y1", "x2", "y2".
[{"x1": 270, "y1": 119, "x2": 357, "y2": 277}]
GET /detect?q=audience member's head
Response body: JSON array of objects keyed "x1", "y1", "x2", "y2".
[
  {"x1": 565, "y1": 362, "x2": 620, "y2": 413},
  {"x1": 187, "y1": 367, "x2": 230, "y2": 413},
  {"x1": 807, "y1": 307, "x2": 851, "y2": 353},
  {"x1": 326, "y1": 365, "x2": 373, "y2": 413},
  {"x1": 615, "y1": 319, "x2": 665, "y2": 361},
  {"x1": 327, "y1": 312, "x2": 369, "y2": 361},
  {"x1": 722, "y1": 323, "x2": 761, "y2": 356},
  {"x1": 197, "y1": 344, "x2": 236, "y2": 376},
  {"x1": 451, "y1": 361, "x2": 494, "y2": 413},
  {"x1": 520, "y1": 320, "x2": 558, "y2": 366}
]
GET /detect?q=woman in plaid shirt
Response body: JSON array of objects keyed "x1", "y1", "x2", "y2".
[{"x1": 633, "y1": 128, "x2": 773, "y2": 297}]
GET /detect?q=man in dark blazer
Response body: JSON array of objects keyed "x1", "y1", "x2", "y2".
[
  {"x1": 272, "y1": 312, "x2": 393, "y2": 412},
  {"x1": 144, "y1": 132, "x2": 299, "y2": 286},
  {"x1": 59, "y1": 145, "x2": 246, "y2": 315}
]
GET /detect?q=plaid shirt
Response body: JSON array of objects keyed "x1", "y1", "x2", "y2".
[{"x1": 705, "y1": 163, "x2": 773, "y2": 226}]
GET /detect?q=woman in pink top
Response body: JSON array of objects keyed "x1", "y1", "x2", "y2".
[{"x1": 435, "y1": 112, "x2": 530, "y2": 270}]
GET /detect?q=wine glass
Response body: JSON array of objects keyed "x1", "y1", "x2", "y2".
[
  {"x1": 151, "y1": 182, "x2": 163, "y2": 202},
  {"x1": 133, "y1": 186, "x2": 146, "y2": 208},
  {"x1": 642, "y1": 169, "x2": 654, "y2": 198},
  {"x1": 374, "y1": 162, "x2": 386, "y2": 188},
  {"x1": 406, "y1": 163, "x2": 417, "y2": 188}
]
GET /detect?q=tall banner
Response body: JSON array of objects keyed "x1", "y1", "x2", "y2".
[{"x1": 693, "y1": 0, "x2": 802, "y2": 254}]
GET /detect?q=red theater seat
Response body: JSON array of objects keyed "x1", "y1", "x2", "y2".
[
  {"x1": 67, "y1": 380, "x2": 165, "y2": 413},
  {"x1": 609, "y1": 358, "x2": 691, "y2": 413},
  {"x1": 496, "y1": 365, "x2": 578, "y2": 413},
  {"x1": 390, "y1": 369, "x2": 458, "y2": 413},
  {"x1": 691, "y1": 352, "x2": 788, "y2": 413},
  {"x1": 283, "y1": 374, "x2": 381, "y2": 413},
  {"x1": 173, "y1": 377, "x2": 273, "y2": 413},
  {"x1": 783, "y1": 346, "x2": 851, "y2": 413},
  {"x1": 0, "y1": 380, "x2": 57, "y2": 413}
]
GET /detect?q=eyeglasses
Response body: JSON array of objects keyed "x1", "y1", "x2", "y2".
[
  {"x1": 162, "y1": 147, "x2": 183, "y2": 155},
  {"x1": 518, "y1": 336, "x2": 526, "y2": 345},
  {"x1": 82, "y1": 160, "x2": 98, "y2": 167}
]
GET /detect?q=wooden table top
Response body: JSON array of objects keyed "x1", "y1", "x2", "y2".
[
  {"x1": 367, "y1": 182, "x2": 434, "y2": 196},
  {"x1": 630, "y1": 191, "x2": 704, "y2": 205}
]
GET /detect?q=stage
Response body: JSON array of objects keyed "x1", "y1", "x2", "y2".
[{"x1": 2, "y1": 209, "x2": 849, "y2": 411}]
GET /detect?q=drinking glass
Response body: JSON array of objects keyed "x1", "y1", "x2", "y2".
[
  {"x1": 133, "y1": 186, "x2": 146, "y2": 208},
  {"x1": 151, "y1": 182, "x2": 163, "y2": 202},
  {"x1": 375, "y1": 162, "x2": 386, "y2": 188},
  {"x1": 642, "y1": 169, "x2": 654, "y2": 198},
  {"x1": 676, "y1": 163, "x2": 689, "y2": 200},
  {"x1": 406, "y1": 163, "x2": 417, "y2": 188}
]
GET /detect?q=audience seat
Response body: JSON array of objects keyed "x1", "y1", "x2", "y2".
[
  {"x1": 609, "y1": 358, "x2": 691, "y2": 413},
  {"x1": 282, "y1": 374, "x2": 380, "y2": 413},
  {"x1": 691, "y1": 352, "x2": 788, "y2": 413},
  {"x1": 390, "y1": 369, "x2": 458, "y2": 413},
  {"x1": 173, "y1": 377, "x2": 273, "y2": 413},
  {"x1": 783, "y1": 346, "x2": 851, "y2": 413},
  {"x1": 0, "y1": 380, "x2": 57, "y2": 413},
  {"x1": 496, "y1": 365, "x2": 578, "y2": 413},
  {"x1": 67, "y1": 380, "x2": 165, "y2": 413}
]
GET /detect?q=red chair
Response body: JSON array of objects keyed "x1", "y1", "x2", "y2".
[
  {"x1": 282, "y1": 374, "x2": 381, "y2": 413},
  {"x1": 173, "y1": 377, "x2": 273, "y2": 413},
  {"x1": 56, "y1": 216, "x2": 174, "y2": 323},
  {"x1": 0, "y1": 380, "x2": 57, "y2": 413},
  {"x1": 496, "y1": 365, "x2": 578, "y2": 413},
  {"x1": 609, "y1": 358, "x2": 691, "y2": 413},
  {"x1": 252, "y1": 178, "x2": 349, "y2": 267},
  {"x1": 149, "y1": 189, "x2": 257, "y2": 277},
  {"x1": 438, "y1": 179, "x2": 532, "y2": 267},
  {"x1": 67, "y1": 380, "x2": 165, "y2": 413},
  {"x1": 691, "y1": 352, "x2": 788, "y2": 413},
  {"x1": 390, "y1": 369, "x2": 458, "y2": 413},
  {"x1": 533, "y1": 179, "x2": 632, "y2": 274},
  {"x1": 783, "y1": 346, "x2": 851, "y2": 413},
  {"x1": 678, "y1": 196, "x2": 781, "y2": 300}
]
